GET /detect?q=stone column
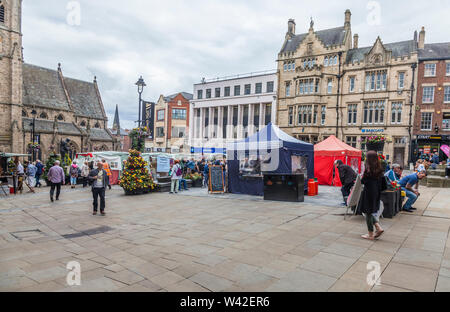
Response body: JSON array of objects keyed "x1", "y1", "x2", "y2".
[
  {"x1": 227, "y1": 105, "x2": 233, "y2": 140},
  {"x1": 189, "y1": 104, "x2": 195, "y2": 146},
  {"x1": 199, "y1": 107, "x2": 204, "y2": 141},
  {"x1": 248, "y1": 104, "x2": 255, "y2": 136},
  {"x1": 271, "y1": 97, "x2": 277, "y2": 124},
  {"x1": 208, "y1": 107, "x2": 214, "y2": 139},
  {"x1": 217, "y1": 106, "x2": 223, "y2": 139},
  {"x1": 237, "y1": 104, "x2": 243, "y2": 139},
  {"x1": 259, "y1": 103, "x2": 265, "y2": 128}
]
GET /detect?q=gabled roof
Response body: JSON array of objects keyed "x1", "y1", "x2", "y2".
[
  {"x1": 63, "y1": 77, "x2": 105, "y2": 120},
  {"x1": 164, "y1": 92, "x2": 193, "y2": 102},
  {"x1": 281, "y1": 26, "x2": 347, "y2": 53},
  {"x1": 22, "y1": 64, "x2": 70, "y2": 110},
  {"x1": 22, "y1": 118, "x2": 81, "y2": 135},
  {"x1": 314, "y1": 135, "x2": 361, "y2": 157},
  {"x1": 419, "y1": 42, "x2": 450, "y2": 60},
  {"x1": 346, "y1": 40, "x2": 416, "y2": 63}
]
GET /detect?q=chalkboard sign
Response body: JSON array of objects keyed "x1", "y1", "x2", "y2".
[{"x1": 209, "y1": 165, "x2": 224, "y2": 193}]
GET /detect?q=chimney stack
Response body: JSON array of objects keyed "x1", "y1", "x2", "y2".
[
  {"x1": 418, "y1": 26, "x2": 425, "y2": 49},
  {"x1": 288, "y1": 19, "x2": 296, "y2": 36},
  {"x1": 353, "y1": 34, "x2": 359, "y2": 49},
  {"x1": 345, "y1": 9, "x2": 351, "y2": 28}
]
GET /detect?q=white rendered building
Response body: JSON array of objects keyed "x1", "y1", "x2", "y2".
[{"x1": 189, "y1": 70, "x2": 278, "y2": 153}]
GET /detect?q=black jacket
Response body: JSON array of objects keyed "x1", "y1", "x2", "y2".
[
  {"x1": 360, "y1": 174, "x2": 388, "y2": 214},
  {"x1": 88, "y1": 169, "x2": 108, "y2": 189},
  {"x1": 337, "y1": 164, "x2": 357, "y2": 186}
]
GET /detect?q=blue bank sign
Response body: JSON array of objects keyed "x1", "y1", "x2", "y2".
[
  {"x1": 190, "y1": 147, "x2": 226, "y2": 154},
  {"x1": 361, "y1": 129, "x2": 384, "y2": 133}
]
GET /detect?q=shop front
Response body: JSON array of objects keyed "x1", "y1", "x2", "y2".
[{"x1": 413, "y1": 134, "x2": 450, "y2": 162}]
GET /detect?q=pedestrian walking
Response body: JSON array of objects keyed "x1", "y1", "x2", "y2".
[
  {"x1": 80, "y1": 161, "x2": 90, "y2": 187},
  {"x1": 88, "y1": 161, "x2": 108, "y2": 215},
  {"x1": 69, "y1": 161, "x2": 79, "y2": 188},
  {"x1": 16, "y1": 161, "x2": 24, "y2": 194},
  {"x1": 47, "y1": 160, "x2": 65, "y2": 202},
  {"x1": 35, "y1": 159, "x2": 44, "y2": 187},
  {"x1": 170, "y1": 160, "x2": 182, "y2": 194},
  {"x1": 101, "y1": 159, "x2": 112, "y2": 190},
  {"x1": 334, "y1": 159, "x2": 357, "y2": 205},
  {"x1": 26, "y1": 161, "x2": 37, "y2": 189},
  {"x1": 360, "y1": 151, "x2": 388, "y2": 240}
]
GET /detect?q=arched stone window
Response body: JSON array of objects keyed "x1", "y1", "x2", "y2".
[
  {"x1": 39, "y1": 112, "x2": 48, "y2": 119},
  {"x1": 94, "y1": 122, "x2": 100, "y2": 128},
  {"x1": 22, "y1": 110, "x2": 27, "y2": 117},
  {"x1": 0, "y1": 3, "x2": 5, "y2": 24},
  {"x1": 80, "y1": 120, "x2": 86, "y2": 127},
  {"x1": 57, "y1": 114, "x2": 64, "y2": 121}
]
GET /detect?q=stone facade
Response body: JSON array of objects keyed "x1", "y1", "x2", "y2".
[
  {"x1": 146, "y1": 92, "x2": 192, "y2": 153},
  {"x1": 277, "y1": 10, "x2": 419, "y2": 167},
  {"x1": 0, "y1": 0, "x2": 115, "y2": 161}
]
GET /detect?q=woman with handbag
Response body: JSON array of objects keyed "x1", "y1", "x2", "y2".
[{"x1": 361, "y1": 151, "x2": 387, "y2": 240}]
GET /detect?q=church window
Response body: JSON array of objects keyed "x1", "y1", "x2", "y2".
[
  {"x1": 57, "y1": 114, "x2": 64, "y2": 121},
  {"x1": 334, "y1": 55, "x2": 338, "y2": 65},
  {"x1": 94, "y1": 122, "x2": 100, "y2": 128},
  {"x1": 80, "y1": 121, "x2": 86, "y2": 127},
  {"x1": 39, "y1": 112, "x2": 48, "y2": 119},
  {"x1": 324, "y1": 57, "x2": 328, "y2": 67},
  {"x1": 0, "y1": 4, "x2": 5, "y2": 24}
]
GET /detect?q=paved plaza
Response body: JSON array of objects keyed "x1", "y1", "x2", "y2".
[{"x1": 1, "y1": 185, "x2": 450, "y2": 292}]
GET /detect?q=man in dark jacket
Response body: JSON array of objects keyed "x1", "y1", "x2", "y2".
[
  {"x1": 88, "y1": 162, "x2": 108, "y2": 216},
  {"x1": 35, "y1": 159, "x2": 44, "y2": 187},
  {"x1": 334, "y1": 160, "x2": 357, "y2": 205}
]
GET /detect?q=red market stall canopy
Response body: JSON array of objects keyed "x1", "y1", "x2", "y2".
[{"x1": 314, "y1": 135, "x2": 362, "y2": 186}]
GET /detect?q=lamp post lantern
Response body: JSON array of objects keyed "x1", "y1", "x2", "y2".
[
  {"x1": 408, "y1": 62, "x2": 417, "y2": 167},
  {"x1": 135, "y1": 76, "x2": 146, "y2": 127}
]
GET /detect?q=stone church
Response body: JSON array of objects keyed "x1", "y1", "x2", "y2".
[{"x1": 0, "y1": 0, "x2": 116, "y2": 161}]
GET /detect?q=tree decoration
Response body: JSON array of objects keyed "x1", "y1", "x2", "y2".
[{"x1": 119, "y1": 149, "x2": 155, "y2": 195}]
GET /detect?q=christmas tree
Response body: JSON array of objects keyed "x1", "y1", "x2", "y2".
[{"x1": 119, "y1": 149, "x2": 155, "y2": 194}]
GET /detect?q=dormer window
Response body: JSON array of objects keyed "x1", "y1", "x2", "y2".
[
  {"x1": 39, "y1": 112, "x2": 48, "y2": 119},
  {"x1": 94, "y1": 122, "x2": 100, "y2": 128},
  {"x1": 57, "y1": 114, "x2": 64, "y2": 121},
  {"x1": 80, "y1": 121, "x2": 86, "y2": 127}
]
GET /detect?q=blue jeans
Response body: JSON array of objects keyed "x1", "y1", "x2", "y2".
[
  {"x1": 70, "y1": 177, "x2": 77, "y2": 185},
  {"x1": 402, "y1": 187, "x2": 417, "y2": 210},
  {"x1": 178, "y1": 179, "x2": 188, "y2": 190}
]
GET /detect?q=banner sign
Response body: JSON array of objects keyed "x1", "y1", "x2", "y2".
[
  {"x1": 156, "y1": 156, "x2": 170, "y2": 173},
  {"x1": 441, "y1": 145, "x2": 450, "y2": 158}
]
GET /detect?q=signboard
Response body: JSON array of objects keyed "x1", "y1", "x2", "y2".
[
  {"x1": 191, "y1": 147, "x2": 226, "y2": 154},
  {"x1": 424, "y1": 146, "x2": 431, "y2": 154},
  {"x1": 143, "y1": 101, "x2": 155, "y2": 139},
  {"x1": 441, "y1": 145, "x2": 450, "y2": 158},
  {"x1": 156, "y1": 156, "x2": 170, "y2": 173},
  {"x1": 209, "y1": 165, "x2": 224, "y2": 193},
  {"x1": 362, "y1": 129, "x2": 384, "y2": 133}
]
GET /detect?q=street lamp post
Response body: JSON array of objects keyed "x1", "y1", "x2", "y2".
[
  {"x1": 408, "y1": 62, "x2": 417, "y2": 167},
  {"x1": 135, "y1": 76, "x2": 146, "y2": 128},
  {"x1": 30, "y1": 109, "x2": 37, "y2": 161}
]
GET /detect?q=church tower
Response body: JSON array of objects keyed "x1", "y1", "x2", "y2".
[{"x1": 0, "y1": 0, "x2": 24, "y2": 153}]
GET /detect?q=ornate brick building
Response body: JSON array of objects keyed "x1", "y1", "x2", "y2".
[
  {"x1": 277, "y1": 10, "x2": 419, "y2": 167},
  {"x1": 0, "y1": 0, "x2": 115, "y2": 160}
]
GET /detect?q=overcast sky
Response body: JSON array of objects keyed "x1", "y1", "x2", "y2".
[{"x1": 22, "y1": 0, "x2": 450, "y2": 129}]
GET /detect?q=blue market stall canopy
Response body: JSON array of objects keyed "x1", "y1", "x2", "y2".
[{"x1": 226, "y1": 123, "x2": 315, "y2": 196}]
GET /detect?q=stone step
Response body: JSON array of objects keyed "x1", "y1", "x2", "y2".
[
  {"x1": 156, "y1": 182, "x2": 171, "y2": 192},
  {"x1": 419, "y1": 177, "x2": 427, "y2": 186},
  {"x1": 426, "y1": 176, "x2": 450, "y2": 188},
  {"x1": 428, "y1": 169, "x2": 446, "y2": 177}
]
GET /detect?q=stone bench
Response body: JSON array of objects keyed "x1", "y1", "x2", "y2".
[{"x1": 428, "y1": 169, "x2": 446, "y2": 177}]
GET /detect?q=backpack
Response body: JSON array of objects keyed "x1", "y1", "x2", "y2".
[{"x1": 176, "y1": 165, "x2": 182, "y2": 176}]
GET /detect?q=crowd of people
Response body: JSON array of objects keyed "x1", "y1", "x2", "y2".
[{"x1": 168, "y1": 157, "x2": 227, "y2": 194}]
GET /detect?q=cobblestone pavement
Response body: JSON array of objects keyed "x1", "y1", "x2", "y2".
[{"x1": 1, "y1": 185, "x2": 450, "y2": 292}]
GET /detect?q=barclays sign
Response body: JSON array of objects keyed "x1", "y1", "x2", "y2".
[{"x1": 361, "y1": 129, "x2": 384, "y2": 133}]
